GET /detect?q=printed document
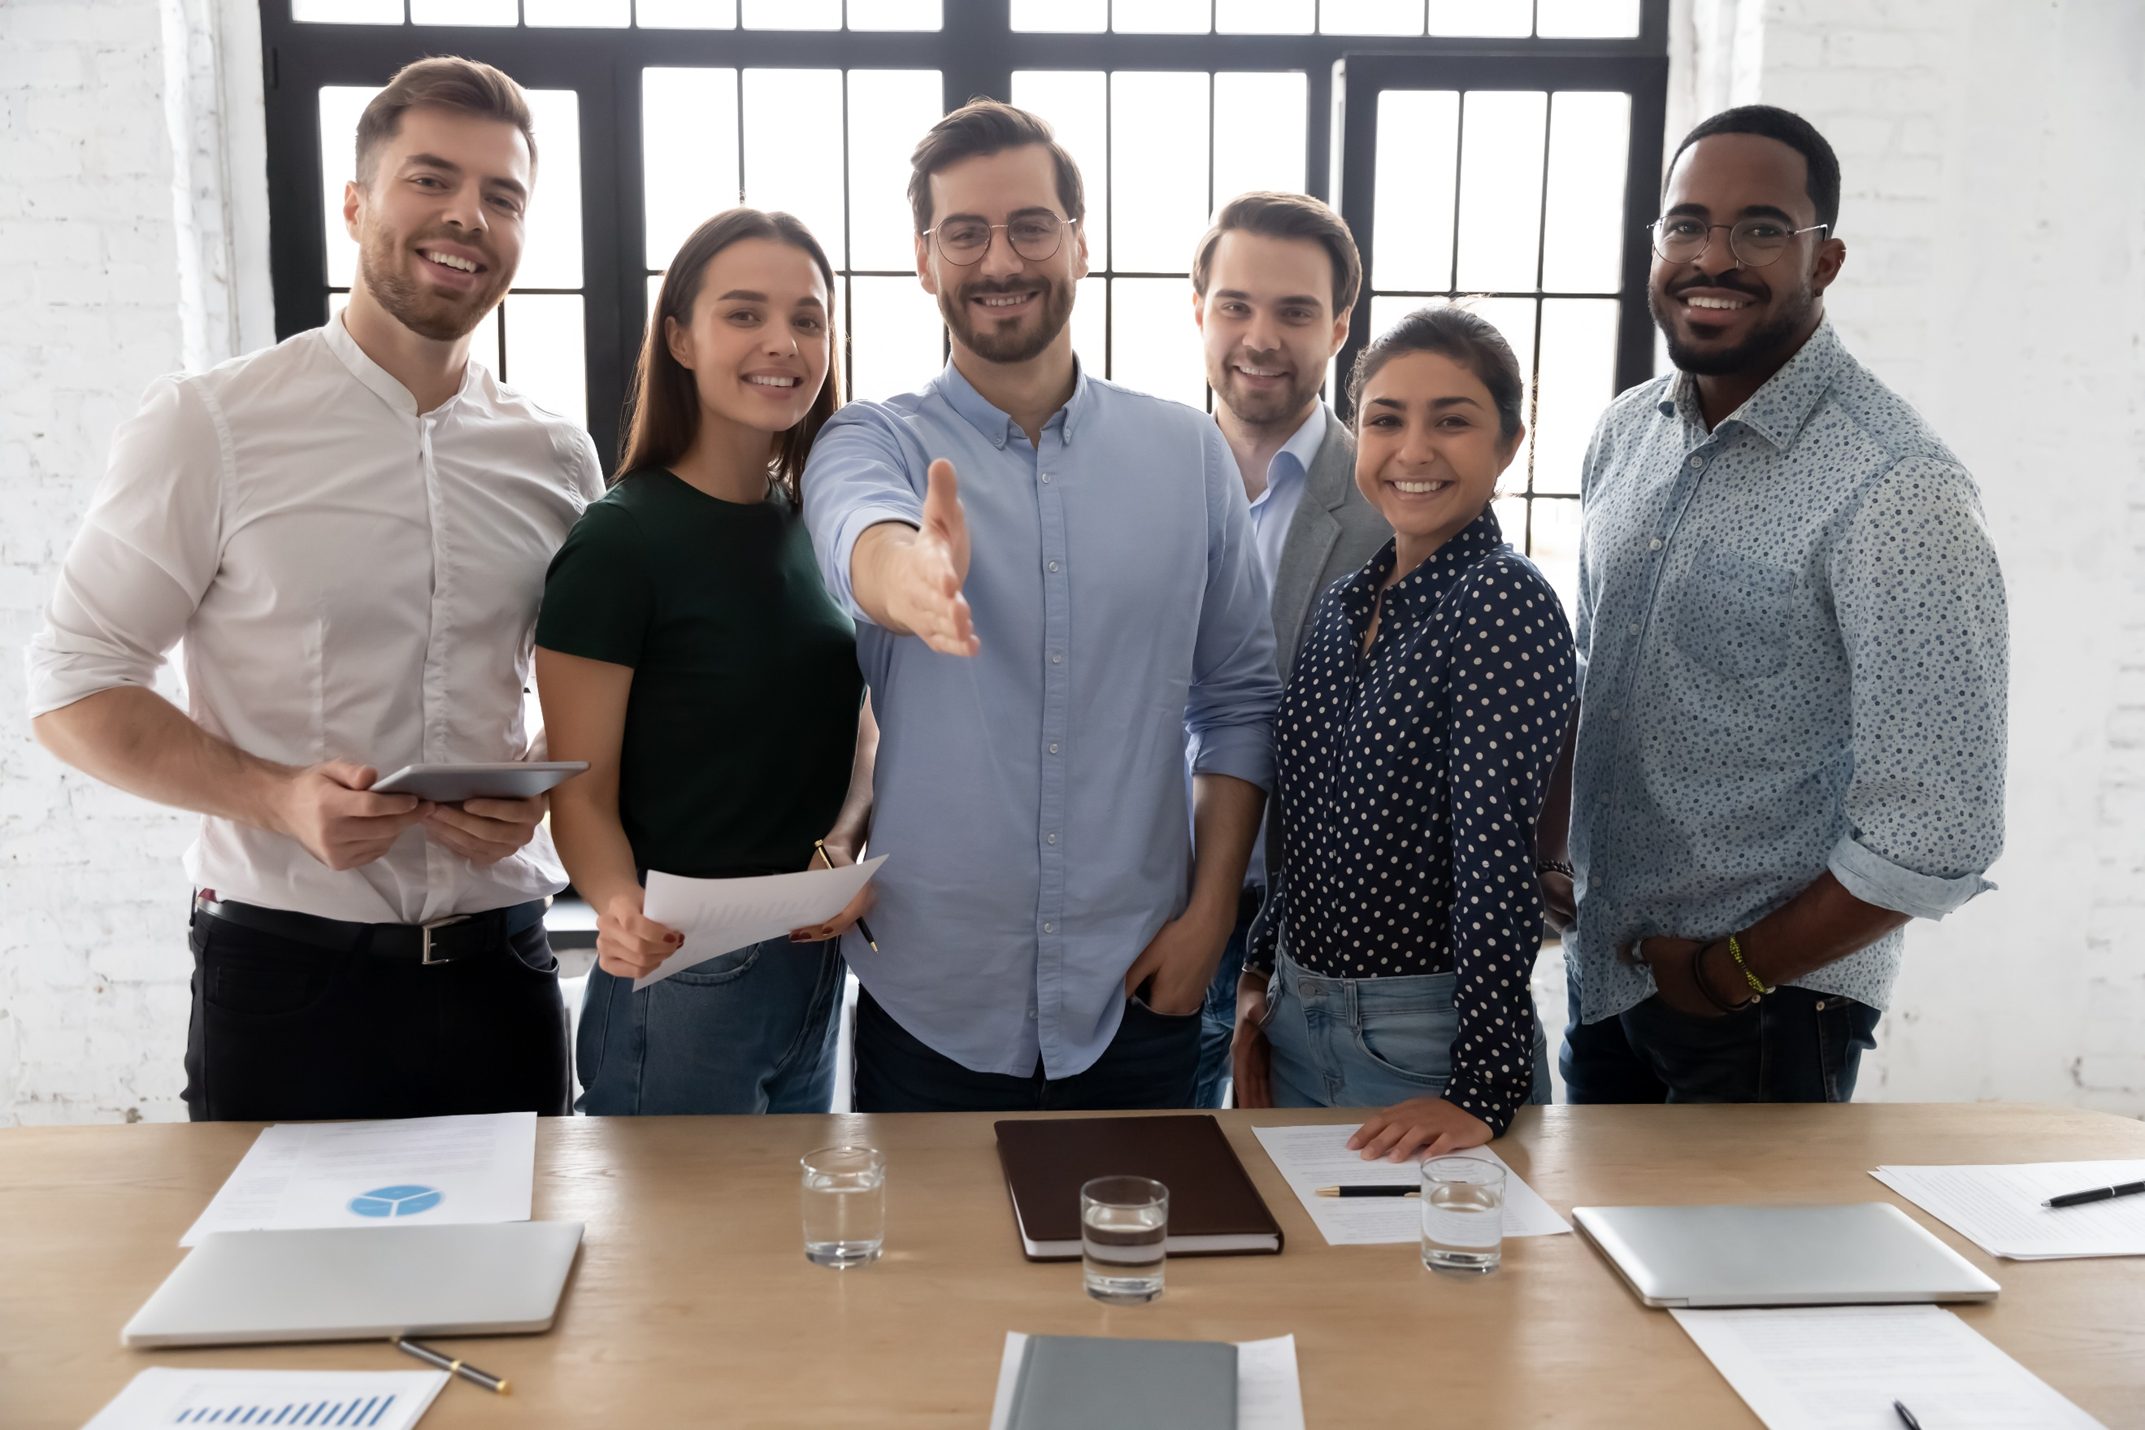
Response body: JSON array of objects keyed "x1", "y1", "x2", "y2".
[
  {"x1": 83, "y1": 1368, "x2": 448, "y2": 1430},
  {"x1": 1870, "y1": 1160, "x2": 2145, "y2": 1259},
  {"x1": 988, "y1": 1333, "x2": 1304, "y2": 1430},
  {"x1": 1672, "y1": 1305, "x2": 2106, "y2": 1429},
  {"x1": 179, "y1": 1111, "x2": 536, "y2": 1246},
  {"x1": 1250, "y1": 1123, "x2": 1570, "y2": 1247},
  {"x1": 636, "y1": 855, "x2": 887, "y2": 989}
]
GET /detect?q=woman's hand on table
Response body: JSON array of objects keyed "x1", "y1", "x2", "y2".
[
  {"x1": 596, "y1": 886, "x2": 684, "y2": 978},
  {"x1": 1348, "y1": 1097, "x2": 1493, "y2": 1163}
]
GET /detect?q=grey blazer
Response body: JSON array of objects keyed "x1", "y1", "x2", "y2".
[{"x1": 1268, "y1": 407, "x2": 1393, "y2": 679}]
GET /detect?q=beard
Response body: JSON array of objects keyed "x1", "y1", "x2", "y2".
[
  {"x1": 1650, "y1": 274, "x2": 1819, "y2": 377},
  {"x1": 1214, "y1": 357, "x2": 1323, "y2": 428},
  {"x1": 938, "y1": 271, "x2": 1076, "y2": 365},
  {"x1": 356, "y1": 217, "x2": 511, "y2": 343}
]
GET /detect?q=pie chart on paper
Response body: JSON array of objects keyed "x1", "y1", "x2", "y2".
[{"x1": 349, "y1": 1185, "x2": 444, "y2": 1219}]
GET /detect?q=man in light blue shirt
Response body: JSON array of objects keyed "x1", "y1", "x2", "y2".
[
  {"x1": 1561, "y1": 106, "x2": 2007, "y2": 1104},
  {"x1": 802, "y1": 100, "x2": 1280, "y2": 1111}
]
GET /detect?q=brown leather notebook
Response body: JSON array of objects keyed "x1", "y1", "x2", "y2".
[{"x1": 994, "y1": 1115, "x2": 1285, "y2": 1261}]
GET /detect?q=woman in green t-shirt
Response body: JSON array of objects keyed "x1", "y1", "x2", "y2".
[{"x1": 535, "y1": 209, "x2": 874, "y2": 1115}]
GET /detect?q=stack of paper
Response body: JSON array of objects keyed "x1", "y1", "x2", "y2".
[
  {"x1": 987, "y1": 1333, "x2": 1304, "y2": 1430},
  {"x1": 84, "y1": 1368, "x2": 448, "y2": 1429},
  {"x1": 1249, "y1": 1123, "x2": 1570, "y2": 1247},
  {"x1": 1673, "y1": 1305, "x2": 2107, "y2": 1429},
  {"x1": 1870, "y1": 1160, "x2": 2145, "y2": 1259}
]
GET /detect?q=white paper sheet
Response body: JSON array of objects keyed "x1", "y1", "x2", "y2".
[
  {"x1": 987, "y1": 1333, "x2": 1304, "y2": 1430},
  {"x1": 82, "y1": 1367, "x2": 449, "y2": 1429},
  {"x1": 635, "y1": 855, "x2": 888, "y2": 989},
  {"x1": 1249, "y1": 1123, "x2": 1570, "y2": 1247},
  {"x1": 1870, "y1": 1160, "x2": 2145, "y2": 1260},
  {"x1": 1671, "y1": 1305, "x2": 2107, "y2": 1430},
  {"x1": 179, "y1": 1112, "x2": 536, "y2": 1246}
]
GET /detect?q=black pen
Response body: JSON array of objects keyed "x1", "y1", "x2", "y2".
[
  {"x1": 1314, "y1": 1186, "x2": 1420, "y2": 1198},
  {"x1": 811, "y1": 840, "x2": 879, "y2": 951},
  {"x1": 1892, "y1": 1399, "x2": 1921, "y2": 1430},
  {"x1": 2042, "y1": 1179, "x2": 2145, "y2": 1209},
  {"x1": 393, "y1": 1336, "x2": 510, "y2": 1394}
]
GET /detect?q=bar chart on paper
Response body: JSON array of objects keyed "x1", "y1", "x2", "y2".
[{"x1": 83, "y1": 1368, "x2": 448, "y2": 1430}]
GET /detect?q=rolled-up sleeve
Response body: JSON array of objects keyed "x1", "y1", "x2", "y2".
[
  {"x1": 800, "y1": 404, "x2": 926, "y2": 625},
  {"x1": 26, "y1": 374, "x2": 225, "y2": 718},
  {"x1": 1184, "y1": 423, "x2": 1281, "y2": 792},
  {"x1": 1825, "y1": 454, "x2": 2007, "y2": 918}
]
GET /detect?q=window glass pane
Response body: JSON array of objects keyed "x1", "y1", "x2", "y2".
[
  {"x1": 1111, "y1": 72, "x2": 1209, "y2": 274},
  {"x1": 1320, "y1": 0, "x2": 1422, "y2": 35},
  {"x1": 644, "y1": 69, "x2": 740, "y2": 270},
  {"x1": 410, "y1": 0, "x2": 515, "y2": 22},
  {"x1": 1011, "y1": 71, "x2": 1109, "y2": 269},
  {"x1": 1425, "y1": 0, "x2": 1529, "y2": 35},
  {"x1": 1217, "y1": 0, "x2": 1313, "y2": 32},
  {"x1": 1369, "y1": 89, "x2": 1456, "y2": 293},
  {"x1": 1541, "y1": 91, "x2": 1629, "y2": 293},
  {"x1": 293, "y1": 0, "x2": 402, "y2": 21},
  {"x1": 647, "y1": 272, "x2": 664, "y2": 329},
  {"x1": 1072, "y1": 275, "x2": 1107, "y2": 375},
  {"x1": 848, "y1": 70, "x2": 942, "y2": 271},
  {"x1": 468, "y1": 301, "x2": 502, "y2": 379},
  {"x1": 636, "y1": 0, "x2": 736, "y2": 24},
  {"x1": 1536, "y1": 0, "x2": 1640, "y2": 37},
  {"x1": 847, "y1": 0, "x2": 941, "y2": 28},
  {"x1": 1531, "y1": 298, "x2": 1617, "y2": 494},
  {"x1": 1116, "y1": 0, "x2": 1210, "y2": 32},
  {"x1": 1012, "y1": 0, "x2": 1104, "y2": 30},
  {"x1": 528, "y1": 0, "x2": 630, "y2": 23},
  {"x1": 501, "y1": 294, "x2": 586, "y2": 425},
  {"x1": 1212, "y1": 72, "x2": 1307, "y2": 201},
  {"x1": 1453, "y1": 90, "x2": 1546, "y2": 293},
  {"x1": 743, "y1": 0, "x2": 839, "y2": 25},
  {"x1": 1519, "y1": 494, "x2": 1580, "y2": 614},
  {"x1": 848, "y1": 276, "x2": 943, "y2": 401},
  {"x1": 319, "y1": 87, "x2": 379, "y2": 290},
  {"x1": 741, "y1": 69, "x2": 846, "y2": 266},
  {"x1": 518, "y1": 90, "x2": 584, "y2": 289},
  {"x1": 1109, "y1": 277, "x2": 1206, "y2": 409}
]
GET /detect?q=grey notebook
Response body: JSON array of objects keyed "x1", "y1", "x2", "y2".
[{"x1": 1009, "y1": 1335, "x2": 1237, "y2": 1430}]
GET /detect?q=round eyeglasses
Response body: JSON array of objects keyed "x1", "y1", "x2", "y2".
[
  {"x1": 1649, "y1": 216, "x2": 1829, "y2": 269},
  {"x1": 923, "y1": 212, "x2": 1076, "y2": 266}
]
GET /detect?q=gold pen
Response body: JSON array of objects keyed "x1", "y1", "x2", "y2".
[
  {"x1": 812, "y1": 839, "x2": 878, "y2": 951},
  {"x1": 393, "y1": 1335, "x2": 510, "y2": 1394}
]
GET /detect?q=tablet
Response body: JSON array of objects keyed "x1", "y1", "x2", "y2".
[{"x1": 371, "y1": 762, "x2": 588, "y2": 803}]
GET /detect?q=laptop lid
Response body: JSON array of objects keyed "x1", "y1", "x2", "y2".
[
  {"x1": 122, "y1": 1221, "x2": 584, "y2": 1348},
  {"x1": 1573, "y1": 1203, "x2": 1999, "y2": 1308}
]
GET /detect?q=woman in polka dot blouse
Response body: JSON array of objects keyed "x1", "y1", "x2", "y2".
[{"x1": 1232, "y1": 306, "x2": 1577, "y2": 1161}]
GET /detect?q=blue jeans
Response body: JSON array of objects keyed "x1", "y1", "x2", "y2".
[
  {"x1": 1560, "y1": 978, "x2": 1880, "y2": 1104},
  {"x1": 1194, "y1": 885, "x2": 1264, "y2": 1108},
  {"x1": 575, "y1": 937, "x2": 844, "y2": 1115},
  {"x1": 1262, "y1": 949, "x2": 1553, "y2": 1110}
]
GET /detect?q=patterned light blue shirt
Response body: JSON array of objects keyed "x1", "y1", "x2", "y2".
[
  {"x1": 1568, "y1": 318, "x2": 2008, "y2": 1024},
  {"x1": 803, "y1": 360, "x2": 1281, "y2": 1078}
]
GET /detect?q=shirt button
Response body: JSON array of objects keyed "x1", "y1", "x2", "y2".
[
  {"x1": 1627, "y1": 623, "x2": 1640, "y2": 635},
  {"x1": 1649, "y1": 538, "x2": 1663, "y2": 551},
  {"x1": 1610, "y1": 708, "x2": 1621, "y2": 720},
  {"x1": 1689, "y1": 454, "x2": 1705, "y2": 468},
  {"x1": 1051, "y1": 653, "x2": 1063, "y2": 664},
  {"x1": 1048, "y1": 560, "x2": 1060, "y2": 572},
  {"x1": 1047, "y1": 833, "x2": 1057, "y2": 844},
  {"x1": 1048, "y1": 742, "x2": 1059, "y2": 754},
  {"x1": 1040, "y1": 473, "x2": 1052, "y2": 484},
  {"x1": 1043, "y1": 922, "x2": 1055, "y2": 934},
  {"x1": 1028, "y1": 1008, "x2": 1038, "y2": 1020}
]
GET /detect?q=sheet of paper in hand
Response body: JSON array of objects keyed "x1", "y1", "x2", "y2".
[{"x1": 636, "y1": 856, "x2": 888, "y2": 989}]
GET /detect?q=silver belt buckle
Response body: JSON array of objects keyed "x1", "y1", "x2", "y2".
[{"x1": 421, "y1": 914, "x2": 473, "y2": 965}]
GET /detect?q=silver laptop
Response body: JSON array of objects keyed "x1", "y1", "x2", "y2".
[
  {"x1": 122, "y1": 1220, "x2": 584, "y2": 1347},
  {"x1": 1573, "y1": 1203, "x2": 1999, "y2": 1308}
]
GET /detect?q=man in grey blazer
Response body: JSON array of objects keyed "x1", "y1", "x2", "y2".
[{"x1": 1187, "y1": 192, "x2": 1392, "y2": 1107}]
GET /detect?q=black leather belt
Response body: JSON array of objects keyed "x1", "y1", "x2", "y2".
[{"x1": 192, "y1": 893, "x2": 548, "y2": 964}]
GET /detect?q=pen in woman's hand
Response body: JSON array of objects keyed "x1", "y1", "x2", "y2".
[{"x1": 811, "y1": 839, "x2": 879, "y2": 951}]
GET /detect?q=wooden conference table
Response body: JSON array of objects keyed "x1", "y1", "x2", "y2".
[{"x1": 5, "y1": 1102, "x2": 2142, "y2": 1428}]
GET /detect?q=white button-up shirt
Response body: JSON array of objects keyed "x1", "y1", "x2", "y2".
[{"x1": 26, "y1": 317, "x2": 603, "y2": 924}]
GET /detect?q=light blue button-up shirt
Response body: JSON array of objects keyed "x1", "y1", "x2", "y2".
[
  {"x1": 1568, "y1": 319, "x2": 2007, "y2": 1023},
  {"x1": 803, "y1": 360, "x2": 1281, "y2": 1078}
]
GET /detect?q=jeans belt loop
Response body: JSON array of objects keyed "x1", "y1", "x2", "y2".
[{"x1": 421, "y1": 913, "x2": 474, "y2": 965}]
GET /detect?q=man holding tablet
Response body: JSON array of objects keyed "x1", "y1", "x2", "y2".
[{"x1": 26, "y1": 59, "x2": 601, "y2": 1120}]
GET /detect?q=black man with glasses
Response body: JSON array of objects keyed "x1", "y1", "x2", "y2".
[
  {"x1": 801, "y1": 100, "x2": 1280, "y2": 1112},
  {"x1": 1554, "y1": 105, "x2": 2008, "y2": 1104}
]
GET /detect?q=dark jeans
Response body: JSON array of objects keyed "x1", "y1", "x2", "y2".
[
  {"x1": 1560, "y1": 978, "x2": 1880, "y2": 1104},
  {"x1": 853, "y1": 986, "x2": 1203, "y2": 1113},
  {"x1": 1194, "y1": 884, "x2": 1265, "y2": 1108},
  {"x1": 183, "y1": 907, "x2": 573, "y2": 1121}
]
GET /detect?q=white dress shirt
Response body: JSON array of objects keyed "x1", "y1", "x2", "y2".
[{"x1": 26, "y1": 317, "x2": 603, "y2": 924}]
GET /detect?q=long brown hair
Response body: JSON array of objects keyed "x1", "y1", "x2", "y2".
[{"x1": 617, "y1": 208, "x2": 842, "y2": 500}]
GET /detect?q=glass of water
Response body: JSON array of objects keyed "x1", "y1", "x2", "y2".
[
  {"x1": 800, "y1": 1144, "x2": 885, "y2": 1268},
  {"x1": 1421, "y1": 1155, "x2": 1505, "y2": 1274},
  {"x1": 1080, "y1": 1175, "x2": 1168, "y2": 1304}
]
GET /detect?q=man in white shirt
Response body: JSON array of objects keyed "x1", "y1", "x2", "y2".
[
  {"x1": 1186, "y1": 192, "x2": 1390, "y2": 1107},
  {"x1": 26, "y1": 58, "x2": 602, "y2": 1121}
]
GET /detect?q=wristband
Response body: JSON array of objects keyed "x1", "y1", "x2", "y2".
[
  {"x1": 1691, "y1": 941, "x2": 1746, "y2": 1014},
  {"x1": 1725, "y1": 931, "x2": 1774, "y2": 999}
]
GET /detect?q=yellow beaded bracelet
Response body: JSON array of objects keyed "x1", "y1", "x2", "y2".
[{"x1": 1726, "y1": 932, "x2": 1774, "y2": 999}]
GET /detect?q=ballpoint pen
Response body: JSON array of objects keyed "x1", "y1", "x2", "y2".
[
  {"x1": 1314, "y1": 1186, "x2": 1420, "y2": 1198},
  {"x1": 2042, "y1": 1178, "x2": 2145, "y2": 1209},
  {"x1": 1892, "y1": 1398, "x2": 1922, "y2": 1429},
  {"x1": 812, "y1": 839, "x2": 878, "y2": 951},
  {"x1": 394, "y1": 1336, "x2": 510, "y2": 1394}
]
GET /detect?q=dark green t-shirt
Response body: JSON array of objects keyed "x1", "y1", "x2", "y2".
[{"x1": 536, "y1": 470, "x2": 862, "y2": 879}]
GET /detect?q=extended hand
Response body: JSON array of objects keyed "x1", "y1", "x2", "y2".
[
  {"x1": 1621, "y1": 935, "x2": 1731, "y2": 1019},
  {"x1": 1230, "y1": 969, "x2": 1275, "y2": 1109},
  {"x1": 425, "y1": 793, "x2": 547, "y2": 868},
  {"x1": 1122, "y1": 904, "x2": 1229, "y2": 1017},
  {"x1": 597, "y1": 887, "x2": 685, "y2": 979},
  {"x1": 1347, "y1": 1097, "x2": 1493, "y2": 1163},
  {"x1": 272, "y1": 759, "x2": 431, "y2": 871},
  {"x1": 883, "y1": 459, "x2": 979, "y2": 656}
]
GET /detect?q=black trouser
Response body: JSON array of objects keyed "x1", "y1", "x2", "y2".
[
  {"x1": 853, "y1": 987, "x2": 1202, "y2": 1113},
  {"x1": 183, "y1": 904, "x2": 572, "y2": 1121},
  {"x1": 1560, "y1": 978, "x2": 1880, "y2": 1105}
]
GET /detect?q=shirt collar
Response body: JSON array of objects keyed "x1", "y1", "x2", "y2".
[
  {"x1": 1343, "y1": 504, "x2": 1506, "y2": 625},
  {"x1": 930, "y1": 354, "x2": 1093, "y2": 450},
  {"x1": 1263, "y1": 402, "x2": 1330, "y2": 493},
  {"x1": 324, "y1": 310, "x2": 480, "y2": 419},
  {"x1": 1660, "y1": 314, "x2": 1843, "y2": 450}
]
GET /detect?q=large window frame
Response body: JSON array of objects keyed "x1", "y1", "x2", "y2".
[{"x1": 260, "y1": 0, "x2": 1670, "y2": 475}]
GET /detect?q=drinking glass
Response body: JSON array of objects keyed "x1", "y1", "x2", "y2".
[
  {"x1": 800, "y1": 1144, "x2": 885, "y2": 1268},
  {"x1": 1420, "y1": 1155, "x2": 1505, "y2": 1274},
  {"x1": 1080, "y1": 1175, "x2": 1168, "y2": 1304}
]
